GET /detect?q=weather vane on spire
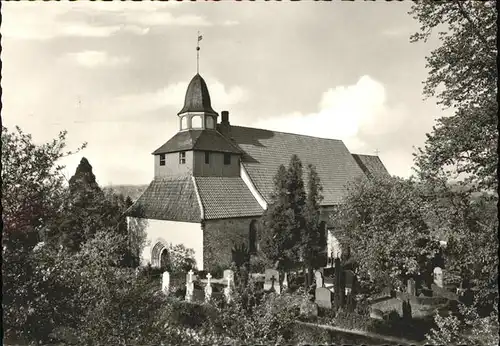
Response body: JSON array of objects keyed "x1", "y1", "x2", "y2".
[{"x1": 197, "y1": 31, "x2": 203, "y2": 74}]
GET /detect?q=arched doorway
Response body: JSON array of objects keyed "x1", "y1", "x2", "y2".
[
  {"x1": 151, "y1": 242, "x2": 165, "y2": 267},
  {"x1": 160, "y1": 248, "x2": 170, "y2": 270},
  {"x1": 249, "y1": 220, "x2": 258, "y2": 254}
]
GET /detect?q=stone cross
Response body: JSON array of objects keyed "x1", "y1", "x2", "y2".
[
  {"x1": 433, "y1": 267, "x2": 443, "y2": 288},
  {"x1": 162, "y1": 271, "x2": 170, "y2": 295},
  {"x1": 185, "y1": 269, "x2": 194, "y2": 302},
  {"x1": 204, "y1": 273, "x2": 212, "y2": 303}
]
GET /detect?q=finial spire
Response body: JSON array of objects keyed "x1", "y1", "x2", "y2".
[{"x1": 197, "y1": 31, "x2": 203, "y2": 74}]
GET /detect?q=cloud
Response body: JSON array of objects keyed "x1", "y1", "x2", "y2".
[
  {"x1": 222, "y1": 20, "x2": 240, "y2": 26},
  {"x1": 99, "y1": 80, "x2": 248, "y2": 120},
  {"x1": 66, "y1": 51, "x2": 131, "y2": 68},
  {"x1": 251, "y1": 76, "x2": 412, "y2": 177},
  {"x1": 2, "y1": 1, "x2": 207, "y2": 41}
]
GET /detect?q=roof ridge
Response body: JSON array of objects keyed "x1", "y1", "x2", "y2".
[{"x1": 231, "y1": 125, "x2": 345, "y2": 142}]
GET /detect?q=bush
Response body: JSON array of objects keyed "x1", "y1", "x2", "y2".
[
  {"x1": 167, "y1": 299, "x2": 215, "y2": 328},
  {"x1": 249, "y1": 254, "x2": 272, "y2": 273}
]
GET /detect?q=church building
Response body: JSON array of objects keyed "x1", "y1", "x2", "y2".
[{"x1": 126, "y1": 73, "x2": 389, "y2": 270}]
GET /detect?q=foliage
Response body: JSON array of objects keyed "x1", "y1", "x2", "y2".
[
  {"x1": 409, "y1": 1, "x2": 498, "y2": 190},
  {"x1": 231, "y1": 242, "x2": 251, "y2": 268},
  {"x1": 426, "y1": 299, "x2": 499, "y2": 346},
  {"x1": 422, "y1": 181, "x2": 498, "y2": 311},
  {"x1": 161, "y1": 243, "x2": 197, "y2": 274},
  {"x1": 301, "y1": 164, "x2": 324, "y2": 286},
  {"x1": 334, "y1": 175, "x2": 441, "y2": 291}
]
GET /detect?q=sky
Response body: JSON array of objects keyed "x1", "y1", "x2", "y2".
[{"x1": 2, "y1": 0, "x2": 452, "y2": 186}]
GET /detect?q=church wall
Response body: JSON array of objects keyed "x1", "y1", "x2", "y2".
[
  {"x1": 129, "y1": 217, "x2": 204, "y2": 270},
  {"x1": 154, "y1": 151, "x2": 194, "y2": 178},
  {"x1": 192, "y1": 151, "x2": 240, "y2": 177},
  {"x1": 203, "y1": 216, "x2": 263, "y2": 270}
]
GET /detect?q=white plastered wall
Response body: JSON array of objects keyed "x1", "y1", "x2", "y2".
[{"x1": 129, "y1": 217, "x2": 204, "y2": 270}]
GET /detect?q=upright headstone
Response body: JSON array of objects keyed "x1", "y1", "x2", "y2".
[
  {"x1": 315, "y1": 287, "x2": 333, "y2": 309},
  {"x1": 204, "y1": 273, "x2": 213, "y2": 303},
  {"x1": 407, "y1": 278, "x2": 416, "y2": 296},
  {"x1": 315, "y1": 270, "x2": 324, "y2": 288},
  {"x1": 224, "y1": 274, "x2": 233, "y2": 303},
  {"x1": 433, "y1": 267, "x2": 443, "y2": 288},
  {"x1": 264, "y1": 269, "x2": 280, "y2": 294},
  {"x1": 162, "y1": 271, "x2": 170, "y2": 295},
  {"x1": 282, "y1": 272, "x2": 288, "y2": 290},
  {"x1": 185, "y1": 269, "x2": 194, "y2": 302}
]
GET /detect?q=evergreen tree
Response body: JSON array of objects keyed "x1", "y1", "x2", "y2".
[
  {"x1": 261, "y1": 165, "x2": 293, "y2": 270},
  {"x1": 285, "y1": 155, "x2": 307, "y2": 265},
  {"x1": 302, "y1": 164, "x2": 324, "y2": 287}
]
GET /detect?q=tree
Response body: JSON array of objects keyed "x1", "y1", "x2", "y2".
[
  {"x1": 285, "y1": 155, "x2": 307, "y2": 265},
  {"x1": 302, "y1": 164, "x2": 324, "y2": 287},
  {"x1": 409, "y1": 1, "x2": 498, "y2": 190},
  {"x1": 261, "y1": 164, "x2": 294, "y2": 270},
  {"x1": 2, "y1": 126, "x2": 86, "y2": 343},
  {"x1": 334, "y1": 175, "x2": 441, "y2": 292}
]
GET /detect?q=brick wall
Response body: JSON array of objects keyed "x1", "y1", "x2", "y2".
[{"x1": 203, "y1": 216, "x2": 262, "y2": 270}]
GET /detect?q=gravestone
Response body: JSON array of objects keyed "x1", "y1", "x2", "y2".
[
  {"x1": 185, "y1": 269, "x2": 194, "y2": 302},
  {"x1": 264, "y1": 269, "x2": 280, "y2": 294},
  {"x1": 223, "y1": 269, "x2": 235, "y2": 286},
  {"x1": 224, "y1": 274, "x2": 233, "y2": 303},
  {"x1": 162, "y1": 271, "x2": 170, "y2": 295},
  {"x1": 204, "y1": 273, "x2": 213, "y2": 303},
  {"x1": 314, "y1": 270, "x2": 324, "y2": 288},
  {"x1": 407, "y1": 278, "x2": 416, "y2": 296},
  {"x1": 433, "y1": 267, "x2": 443, "y2": 288},
  {"x1": 315, "y1": 287, "x2": 333, "y2": 309},
  {"x1": 282, "y1": 272, "x2": 288, "y2": 290}
]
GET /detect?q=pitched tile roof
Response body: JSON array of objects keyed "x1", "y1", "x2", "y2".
[
  {"x1": 352, "y1": 154, "x2": 390, "y2": 178},
  {"x1": 125, "y1": 176, "x2": 201, "y2": 222},
  {"x1": 195, "y1": 177, "x2": 264, "y2": 220},
  {"x1": 229, "y1": 126, "x2": 366, "y2": 206},
  {"x1": 152, "y1": 130, "x2": 242, "y2": 155}
]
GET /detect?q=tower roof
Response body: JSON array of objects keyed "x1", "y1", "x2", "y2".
[{"x1": 178, "y1": 74, "x2": 218, "y2": 116}]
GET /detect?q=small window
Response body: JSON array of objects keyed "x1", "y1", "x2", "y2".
[
  {"x1": 204, "y1": 151, "x2": 210, "y2": 164},
  {"x1": 159, "y1": 154, "x2": 166, "y2": 166},
  {"x1": 224, "y1": 153, "x2": 231, "y2": 165},
  {"x1": 179, "y1": 151, "x2": 186, "y2": 164}
]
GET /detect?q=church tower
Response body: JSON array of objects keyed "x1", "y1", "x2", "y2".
[
  {"x1": 178, "y1": 73, "x2": 218, "y2": 131},
  {"x1": 151, "y1": 73, "x2": 242, "y2": 179}
]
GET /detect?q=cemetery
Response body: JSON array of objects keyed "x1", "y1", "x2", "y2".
[{"x1": 150, "y1": 250, "x2": 470, "y2": 344}]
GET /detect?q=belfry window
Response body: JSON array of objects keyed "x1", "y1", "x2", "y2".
[
  {"x1": 206, "y1": 116, "x2": 214, "y2": 129},
  {"x1": 159, "y1": 154, "x2": 166, "y2": 166},
  {"x1": 179, "y1": 151, "x2": 186, "y2": 164},
  {"x1": 205, "y1": 151, "x2": 210, "y2": 164}
]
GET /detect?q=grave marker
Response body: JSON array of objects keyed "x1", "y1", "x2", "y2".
[
  {"x1": 162, "y1": 271, "x2": 170, "y2": 295},
  {"x1": 433, "y1": 267, "x2": 443, "y2": 288},
  {"x1": 185, "y1": 269, "x2": 194, "y2": 302},
  {"x1": 407, "y1": 278, "x2": 416, "y2": 296},
  {"x1": 204, "y1": 273, "x2": 212, "y2": 303},
  {"x1": 315, "y1": 270, "x2": 324, "y2": 288},
  {"x1": 264, "y1": 269, "x2": 280, "y2": 294},
  {"x1": 315, "y1": 287, "x2": 333, "y2": 309}
]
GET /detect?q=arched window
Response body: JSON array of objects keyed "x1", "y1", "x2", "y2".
[
  {"x1": 191, "y1": 115, "x2": 203, "y2": 128},
  {"x1": 181, "y1": 116, "x2": 188, "y2": 130},
  {"x1": 249, "y1": 220, "x2": 258, "y2": 254},
  {"x1": 205, "y1": 116, "x2": 214, "y2": 129},
  {"x1": 151, "y1": 242, "x2": 165, "y2": 267}
]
